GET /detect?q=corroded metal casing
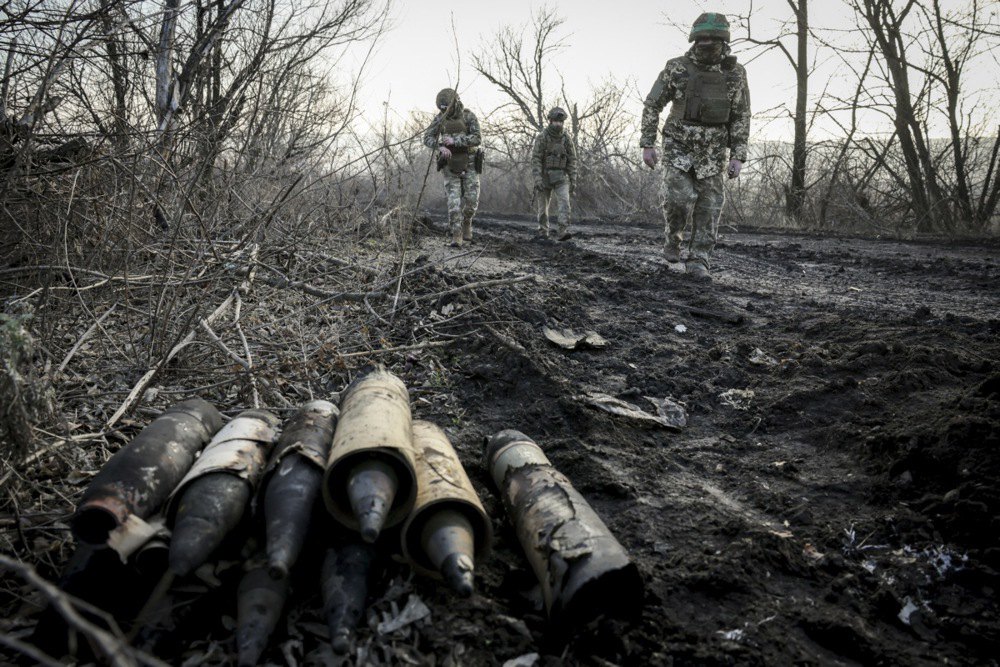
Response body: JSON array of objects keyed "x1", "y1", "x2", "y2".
[
  {"x1": 236, "y1": 562, "x2": 290, "y2": 667},
  {"x1": 72, "y1": 399, "x2": 223, "y2": 545},
  {"x1": 402, "y1": 421, "x2": 492, "y2": 581},
  {"x1": 323, "y1": 368, "x2": 417, "y2": 534},
  {"x1": 322, "y1": 540, "x2": 376, "y2": 655},
  {"x1": 165, "y1": 410, "x2": 279, "y2": 576},
  {"x1": 166, "y1": 409, "x2": 280, "y2": 523},
  {"x1": 259, "y1": 400, "x2": 338, "y2": 580},
  {"x1": 485, "y1": 430, "x2": 644, "y2": 625}
]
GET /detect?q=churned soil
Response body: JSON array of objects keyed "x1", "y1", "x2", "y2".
[{"x1": 2, "y1": 213, "x2": 998, "y2": 666}]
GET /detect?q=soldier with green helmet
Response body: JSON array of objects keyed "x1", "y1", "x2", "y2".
[
  {"x1": 640, "y1": 12, "x2": 751, "y2": 280},
  {"x1": 531, "y1": 106, "x2": 577, "y2": 241},
  {"x1": 423, "y1": 88, "x2": 483, "y2": 247}
]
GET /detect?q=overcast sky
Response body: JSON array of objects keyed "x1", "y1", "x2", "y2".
[{"x1": 343, "y1": 0, "x2": 997, "y2": 143}]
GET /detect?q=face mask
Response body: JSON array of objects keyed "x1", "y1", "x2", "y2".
[{"x1": 695, "y1": 41, "x2": 724, "y2": 64}]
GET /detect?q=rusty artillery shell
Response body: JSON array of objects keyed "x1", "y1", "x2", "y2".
[
  {"x1": 485, "y1": 430, "x2": 644, "y2": 626},
  {"x1": 166, "y1": 409, "x2": 279, "y2": 577},
  {"x1": 323, "y1": 367, "x2": 416, "y2": 542},
  {"x1": 260, "y1": 400, "x2": 338, "y2": 580},
  {"x1": 402, "y1": 421, "x2": 492, "y2": 597},
  {"x1": 72, "y1": 399, "x2": 223, "y2": 545},
  {"x1": 322, "y1": 540, "x2": 376, "y2": 655},
  {"x1": 236, "y1": 561, "x2": 290, "y2": 667}
]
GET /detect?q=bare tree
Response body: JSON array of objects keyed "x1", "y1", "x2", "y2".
[
  {"x1": 472, "y1": 6, "x2": 567, "y2": 141},
  {"x1": 848, "y1": 0, "x2": 1000, "y2": 232},
  {"x1": 737, "y1": 0, "x2": 812, "y2": 220}
]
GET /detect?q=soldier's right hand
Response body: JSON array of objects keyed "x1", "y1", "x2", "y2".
[
  {"x1": 642, "y1": 147, "x2": 659, "y2": 169},
  {"x1": 438, "y1": 146, "x2": 452, "y2": 160}
]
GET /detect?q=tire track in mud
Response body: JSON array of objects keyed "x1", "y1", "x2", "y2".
[{"x1": 412, "y1": 214, "x2": 1000, "y2": 665}]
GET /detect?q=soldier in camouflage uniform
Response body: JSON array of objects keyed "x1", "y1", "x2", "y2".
[
  {"x1": 423, "y1": 88, "x2": 482, "y2": 247},
  {"x1": 531, "y1": 107, "x2": 578, "y2": 241},
  {"x1": 640, "y1": 12, "x2": 751, "y2": 279}
]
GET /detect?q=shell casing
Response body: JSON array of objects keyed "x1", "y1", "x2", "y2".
[
  {"x1": 402, "y1": 421, "x2": 491, "y2": 595},
  {"x1": 72, "y1": 399, "x2": 223, "y2": 545},
  {"x1": 323, "y1": 368, "x2": 416, "y2": 538},
  {"x1": 485, "y1": 429, "x2": 643, "y2": 626},
  {"x1": 166, "y1": 409, "x2": 280, "y2": 577},
  {"x1": 260, "y1": 400, "x2": 338, "y2": 579},
  {"x1": 322, "y1": 540, "x2": 376, "y2": 655},
  {"x1": 236, "y1": 563, "x2": 290, "y2": 667}
]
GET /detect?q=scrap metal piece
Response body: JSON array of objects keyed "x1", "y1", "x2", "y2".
[
  {"x1": 542, "y1": 326, "x2": 608, "y2": 351},
  {"x1": 166, "y1": 410, "x2": 279, "y2": 577},
  {"x1": 402, "y1": 421, "x2": 492, "y2": 597},
  {"x1": 323, "y1": 367, "x2": 417, "y2": 542},
  {"x1": 236, "y1": 561, "x2": 290, "y2": 667},
  {"x1": 72, "y1": 398, "x2": 223, "y2": 544},
  {"x1": 485, "y1": 430, "x2": 643, "y2": 626},
  {"x1": 322, "y1": 540, "x2": 376, "y2": 655},
  {"x1": 576, "y1": 392, "x2": 687, "y2": 430},
  {"x1": 259, "y1": 400, "x2": 338, "y2": 580}
]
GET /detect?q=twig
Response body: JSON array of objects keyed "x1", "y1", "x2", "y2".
[
  {"x1": 233, "y1": 293, "x2": 259, "y2": 409},
  {"x1": 199, "y1": 320, "x2": 250, "y2": 370},
  {"x1": 412, "y1": 274, "x2": 536, "y2": 303},
  {"x1": 0, "y1": 633, "x2": 64, "y2": 667},
  {"x1": 57, "y1": 303, "x2": 117, "y2": 373},
  {"x1": 338, "y1": 339, "x2": 453, "y2": 359},
  {"x1": 0, "y1": 554, "x2": 170, "y2": 667},
  {"x1": 105, "y1": 291, "x2": 236, "y2": 430}
]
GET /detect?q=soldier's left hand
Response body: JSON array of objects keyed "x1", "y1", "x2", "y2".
[
  {"x1": 441, "y1": 136, "x2": 456, "y2": 147},
  {"x1": 727, "y1": 159, "x2": 743, "y2": 179}
]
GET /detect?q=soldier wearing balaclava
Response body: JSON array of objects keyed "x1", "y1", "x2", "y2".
[
  {"x1": 530, "y1": 107, "x2": 578, "y2": 241},
  {"x1": 640, "y1": 12, "x2": 751, "y2": 280},
  {"x1": 422, "y1": 88, "x2": 483, "y2": 247}
]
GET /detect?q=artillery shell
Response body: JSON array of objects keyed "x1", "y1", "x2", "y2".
[
  {"x1": 402, "y1": 421, "x2": 491, "y2": 597},
  {"x1": 72, "y1": 398, "x2": 223, "y2": 544},
  {"x1": 166, "y1": 409, "x2": 279, "y2": 577},
  {"x1": 236, "y1": 563, "x2": 290, "y2": 667},
  {"x1": 260, "y1": 400, "x2": 338, "y2": 580},
  {"x1": 348, "y1": 458, "x2": 398, "y2": 543},
  {"x1": 322, "y1": 541, "x2": 376, "y2": 655},
  {"x1": 420, "y1": 508, "x2": 476, "y2": 597},
  {"x1": 169, "y1": 472, "x2": 251, "y2": 577},
  {"x1": 485, "y1": 429, "x2": 643, "y2": 626},
  {"x1": 323, "y1": 367, "x2": 416, "y2": 541}
]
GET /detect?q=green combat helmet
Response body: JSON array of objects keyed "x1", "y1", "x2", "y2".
[
  {"x1": 547, "y1": 107, "x2": 568, "y2": 121},
  {"x1": 436, "y1": 88, "x2": 458, "y2": 110},
  {"x1": 689, "y1": 12, "x2": 730, "y2": 42}
]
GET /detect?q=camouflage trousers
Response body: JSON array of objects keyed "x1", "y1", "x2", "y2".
[
  {"x1": 443, "y1": 169, "x2": 480, "y2": 239},
  {"x1": 661, "y1": 167, "x2": 725, "y2": 268},
  {"x1": 534, "y1": 181, "x2": 571, "y2": 236}
]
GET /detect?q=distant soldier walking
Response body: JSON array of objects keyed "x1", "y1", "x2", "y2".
[
  {"x1": 423, "y1": 88, "x2": 483, "y2": 247},
  {"x1": 531, "y1": 107, "x2": 577, "y2": 241},
  {"x1": 640, "y1": 12, "x2": 751, "y2": 279}
]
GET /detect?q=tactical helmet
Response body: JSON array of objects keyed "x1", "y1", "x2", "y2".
[
  {"x1": 547, "y1": 107, "x2": 568, "y2": 121},
  {"x1": 436, "y1": 88, "x2": 458, "y2": 110},
  {"x1": 689, "y1": 12, "x2": 730, "y2": 42}
]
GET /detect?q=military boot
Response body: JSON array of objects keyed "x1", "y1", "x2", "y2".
[
  {"x1": 663, "y1": 244, "x2": 682, "y2": 263},
  {"x1": 461, "y1": 219, "x2": 473, "y2": 242},
  {"x1": 449, "y1": 225, "x2": 463, "y2": 247},
  {"x1": 685, "y1": 260, "x2": 711, "y2": 281}
]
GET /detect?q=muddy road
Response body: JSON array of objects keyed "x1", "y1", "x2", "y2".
[
  {"x1": 4, "y1": 212, "x2": 999, "y2": 666},
  {"x1": 403, "y1": 214, "x2": 1000, "y2": 666}
]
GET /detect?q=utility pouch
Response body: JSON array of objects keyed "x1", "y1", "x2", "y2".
[
  {"x1": 474, "y1": 148, "x2": 485, "y2": 174},
  {"x1": 448, "y1": 150, "x2": 470, "y2": 174},
  {"x1": 683, "y1": 68, "x2": 731, "y2": 125},
  {"x1": 545, "y1": 168, "x2": 566, "y2": 186}
]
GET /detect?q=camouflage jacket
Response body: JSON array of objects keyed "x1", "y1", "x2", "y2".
[
  {"x1": 422, "y1": 107, "x2": 482, "y2": 151},
  {"x1": 530, "y1": 126, "x2": 577, "y2": 186},
  {"x1": 640, "y1": 47, "x2": 751, "y2": 179}
]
